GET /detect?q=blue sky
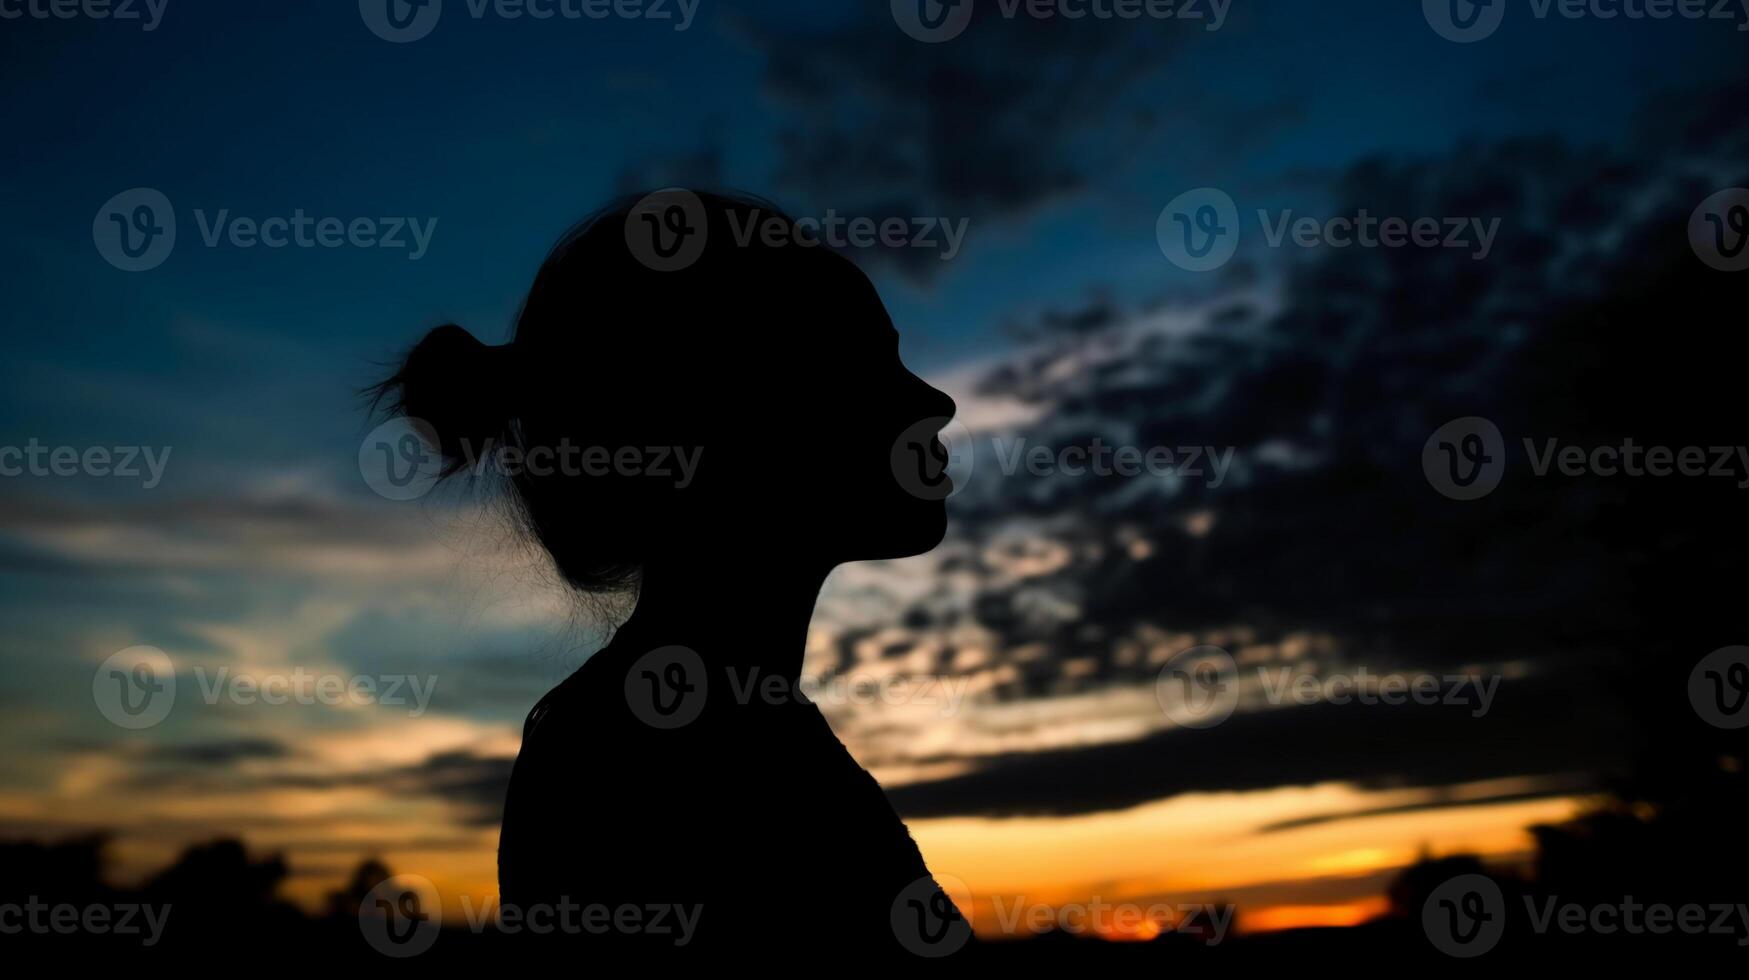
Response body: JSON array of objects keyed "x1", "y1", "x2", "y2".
[{"x1": 3, "y1": 1, "x2": 1736, "y2": 501}]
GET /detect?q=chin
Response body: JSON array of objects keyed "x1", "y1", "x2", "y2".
[{"x1": 864, "y1": 502, "x2": 948, "y2": 560}]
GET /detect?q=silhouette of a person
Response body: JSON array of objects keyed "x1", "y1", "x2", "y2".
[{"x1": 369, "y1": 191, "x2": 968, "y2": 956}]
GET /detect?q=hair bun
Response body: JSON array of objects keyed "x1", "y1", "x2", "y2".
[{"x1": 374, "y1": 324, "x2": 516, "y2": 474}]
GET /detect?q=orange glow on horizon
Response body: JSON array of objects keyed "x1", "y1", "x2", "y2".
[
  {"x1": 1240, "y1": 897, "x2": 1392, "y2": 934},
  {"x1": 120, "y1": 779, "x2": 1583, "y2": 936}
]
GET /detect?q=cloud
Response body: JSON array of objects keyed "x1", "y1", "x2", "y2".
[
  {"x1": 0, "y1": 489, "x2": 459, "y2": 583},
  {"x1": 144, "y1": 738, "x2": 294, "y2": 766},
  {"x1": 884, "y1": 673, "x2": 1625, "y2": 819},
  {"x1": 729, "y1": 6, "x2": 1206, "y2": 279},
  {"x1": 812, "y1": 70, "x2": 1749, "y2": 819}
]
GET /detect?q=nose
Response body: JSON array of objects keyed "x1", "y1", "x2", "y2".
[{"x1": 911, "y1": 372, "x2": 956, "y2": 425}]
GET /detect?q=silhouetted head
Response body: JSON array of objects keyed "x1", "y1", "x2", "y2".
[{"x1": 370, "y1": 190, "x2": 957, "y2": 597}]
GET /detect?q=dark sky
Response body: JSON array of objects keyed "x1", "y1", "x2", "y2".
[{"x1": 1, "y1": 1, "x2": 1736, "y2": 492}]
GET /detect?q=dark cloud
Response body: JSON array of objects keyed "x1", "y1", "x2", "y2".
[
  {"x1": 95, "y1": 737, "x2": 514, "y2": 830},
  {"x1": 863, "y1": 70, "x2": 1749, "y2": 816},
  {"x1": 730, "y1": 7, "x2": 1208, "y2": 279},
  {"x1": 146, "y1": 739, "x2": 293, "y2": 766},
  {"x1": 888, "y1": 673, "x2": 1627, "y2": 819},
  {"x1": 268, "y1": 750, "x2": 514, "y2": 829},
  {"x1": 376, "y1": 750, "x2": 515, "y2": 827},
  {"x1": 1252, "y1": 773, "x2": 1598, "y2": 834}
]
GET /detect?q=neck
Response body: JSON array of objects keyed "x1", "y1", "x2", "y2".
[{"x1": 608, "y1": 558, "x2": 834, "y2": 685}]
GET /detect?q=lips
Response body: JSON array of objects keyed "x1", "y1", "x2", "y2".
[{"x1": 927, "y1": 437, "x2": 954, "y2": 492}]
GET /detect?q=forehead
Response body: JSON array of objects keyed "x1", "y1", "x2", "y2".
[{"x1": 785, "y1": 248, "x2": 894, "y2": 335}]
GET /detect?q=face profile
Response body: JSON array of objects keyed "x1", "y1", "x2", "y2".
[
  {"x1": 372, "y1": 189, "x2": 957, "y2": 594},
  {"x1": 367, "y1": 190, "x2": 969, "y2": 956},
  {"x1": 763, "y1": 246, "x2": 958, "y2": 563}
]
